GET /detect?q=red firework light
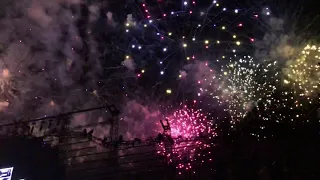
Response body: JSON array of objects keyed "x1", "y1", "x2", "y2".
[
  {"x1": 157, "y1": 106, "x2": 217, "y2": 174},
  {"x1": 169, "y1": 107, "x2": 210, "y2": 138}
]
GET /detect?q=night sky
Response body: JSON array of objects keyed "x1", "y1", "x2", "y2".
[{"x1": 0, "y1": 0, "x2": 319, "y2": 179}]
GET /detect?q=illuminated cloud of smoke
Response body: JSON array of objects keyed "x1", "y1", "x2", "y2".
[
  {"x1": 119, "y1": 100, "x2": 163, "y2": 140},
  {"x1": 70, "y1": 112, "x2": 111, "y2": 139},
  {"x1": 106, "y1": 11, "x2": 116, "y2": 27},
  {"x1": 125, "y1": 14, "x2": 136, "y2": 26},
  {"x1": 0, "y1": 2, "x2": 165, "y2": 167},
  {"x1": 122, "y1": 57, "x2": 136, "y2": 71},
  {"x1": 254, "y1": 16, "x2": 297, "y2": 63},
  {"x1": 184, "y1": 61, "x2": 214, "y2": 82},
  {"x1": 0, "y1": 0, "x2": 107, "y2": 123},
  {"x1": 179, "y1": 70, "x2": 187, "y2": 79},
  {"x1": 183, "y1": 61, "x2": 217, "y2": 92}
]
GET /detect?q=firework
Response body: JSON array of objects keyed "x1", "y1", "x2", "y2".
[
  {"x1": 199, "y1": 55, "x2": 278, "y2": 123},
  {"x1": 157, "y1": 106, "x2": 216, "y2": 173},
  {"x1": 262, "y1": 44, "x2": 320, "y2": 123},
  {"x1": 121, "y1": 1, "x2": 272, "y2": 98},
  {"x1": 283, "y1": 44, "x2": 320, "y2": 98}
]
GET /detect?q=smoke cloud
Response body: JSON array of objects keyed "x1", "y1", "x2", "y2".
[
  {"x1": 122, "y1": 57, "x2": 136, "y2": 71},
  {"x1": 0, "y1": 0, "x2": 106, "y2": 124},
  {"x1": 119, "y1": 100, "x2": 163, "y2": 140},
  {"x1": 183, "y1": 60, "x2": 218, "y2": 94},
  {"x1": 254, "y1": 15, "x2": 299, "y2": 63}
]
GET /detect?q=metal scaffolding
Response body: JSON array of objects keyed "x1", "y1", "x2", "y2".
[{"x1": 0, "y1": 105, "x2": 215, "y2": 180}]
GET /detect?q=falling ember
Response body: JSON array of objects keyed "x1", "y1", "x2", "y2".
[{"x1": 157, "y1": 106, "x2": 216, "y2": 173}]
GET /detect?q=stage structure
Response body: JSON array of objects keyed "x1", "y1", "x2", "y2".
[{"x1": 0, "y1": 105, "x2": 215, "y2": 180}]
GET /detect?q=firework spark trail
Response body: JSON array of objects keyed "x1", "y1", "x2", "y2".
[{"x1": 157, "y1": 106, "x2": 216, "y2": 173}]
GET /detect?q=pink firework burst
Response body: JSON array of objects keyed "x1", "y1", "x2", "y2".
[
  {"x1": 157, "y1": 105, "x2": 217, "y2": 174},
  {"x1": 169, "y1": 106, "x2": 212, "y2": 138}
]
